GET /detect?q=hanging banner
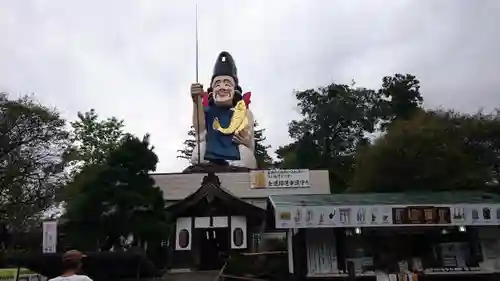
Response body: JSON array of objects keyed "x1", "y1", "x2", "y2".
[
  {"x1": 392, "y1": 206, "x2": 451, "y2": 225},
  {"x1": 42, "y1": 221, "x2": 57, "y2": 253},
  {"x1": 251, "y1": 169, "x2": 310, "y2": 189},
  {"x1": 274, "y1": 204, "x2": 500, "y2": 229}
]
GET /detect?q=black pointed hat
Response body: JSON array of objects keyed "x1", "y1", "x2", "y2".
[{"x1": 211, "y1": 51, "x2": 239, "y2": 87}]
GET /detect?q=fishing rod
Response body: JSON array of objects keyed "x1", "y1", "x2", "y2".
[{"x1": 195, "y1": 4, "x2": 201, "y2": 165}]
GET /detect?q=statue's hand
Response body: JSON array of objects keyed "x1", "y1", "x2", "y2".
[
  {"x1": 232, "y1": 130, "x2": 251, "y2": 148},
  {"x1": 191, "y1": 83, "x2": 204, "y2": 101}
]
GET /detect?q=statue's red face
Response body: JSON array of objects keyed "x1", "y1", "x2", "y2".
[{"x1": 212, "y1": 75, "x2": 235, "y2": 107}]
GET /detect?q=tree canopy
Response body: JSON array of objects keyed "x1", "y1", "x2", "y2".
[
  {"x1": 177, "y1": 125, "x2": 196, "y2": 161},
  {"x1": 350, "y1": 110, "x2": 500, "y2": 193},
  {"x1": 64, "y1": 134, "x2": 167, "y2": 251},
  {"x1": 0, "y1": 93, "x2": 70, "y2": 233},
  {"x1": 379, "y1": 73, "x2": 424, "y2": 126},
  {"x1": 274, "y1": 82, "x2": 383, "y2": 191},
  {"x1": 62, "y1": 110, "x2": 126, "y2": 202},
  {"x1": 254, "y1": 121, "x2": 273, "y2": 168},
  {"x1": 66, "y1": 109, "x2": 125, "y2": 173},
  {"x1": 274, "y1": 74, "x2": 425, "y2": 192}
]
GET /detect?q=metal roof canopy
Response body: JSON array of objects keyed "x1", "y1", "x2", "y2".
[{"x1": 268, "y1": 191, "x2": 500, "y2": 208}]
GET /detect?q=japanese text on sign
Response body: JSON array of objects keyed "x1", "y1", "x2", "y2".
[{"x1": 251, "y1": 169, "x2": 311, "y2": 189}]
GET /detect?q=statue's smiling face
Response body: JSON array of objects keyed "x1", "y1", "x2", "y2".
[{"x1": 212, "y1": 75, "x2": 235, "y2": 107}]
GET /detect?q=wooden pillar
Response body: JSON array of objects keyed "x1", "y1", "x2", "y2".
[
  {"x1": 292, "y1": 229, "x2": 307, "y2": 281},
  {"x1": 287, "y1": 229, "x2": 294, "y2": 274}
]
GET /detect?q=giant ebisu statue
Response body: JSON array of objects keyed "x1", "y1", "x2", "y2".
[{"x1": 188, "y1": 51, "x2": 257, "y2": 171}]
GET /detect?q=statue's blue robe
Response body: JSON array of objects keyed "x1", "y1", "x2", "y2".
[{"x1": 203, "y1": 105, "x2": 240, "y2": 162}]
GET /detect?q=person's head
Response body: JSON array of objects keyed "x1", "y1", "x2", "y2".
[
  {"x1": 208, "y1": 51, "x2": 242, "y2": 107},
  {"x1": 61, "y1": 250, "x2": 86, "y2": 273}
]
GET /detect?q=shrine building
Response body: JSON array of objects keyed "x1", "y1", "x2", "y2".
[{"x1": 151, "y1": 169, "x2": 330, "y2": 271}]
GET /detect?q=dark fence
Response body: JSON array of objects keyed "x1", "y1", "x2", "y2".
[
  {"x1": 220, "y1": 251, "x2": 289, "y2": 281},
  {"x1": 1, "y1": 251, "x2": 161, "y2": 281}
]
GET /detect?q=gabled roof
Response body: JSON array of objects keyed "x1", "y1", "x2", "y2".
[
  {"x1": 269, "y1": 191, "x2": 500, "y2": 208},
  {"x1": 165, "y1": 172, "x2": 265, "y2": 219}
]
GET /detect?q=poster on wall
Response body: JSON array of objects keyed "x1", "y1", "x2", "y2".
[
  {"x1": 392, "y1": 206, "x2": 451, "y2": 225},
  {"x1": 367, "y1": 206, "x2": 392, "y2": 225},
  {"x1": 251, "y1": 169, "x2": 310, "y2": 189},
  {"x1": 464, "y1": 204, "x2": 500, "y2": 225},
  {"x1": 317, "y1": 207, "x2": 340, "y2": 227},
  {"x1": 450, "y1": 205, "x2": 468, "y2": 224},
  {"x1": 275, "y1": 205, "x2": 394, "y2": 228},
  {"x1": 276, "y1": 207, "x2": 294, "y2": 228}
]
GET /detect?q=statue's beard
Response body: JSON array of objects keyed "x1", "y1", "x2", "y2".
[{"x1": 214, "y1": 90, "x2": 233, "y2": 106}]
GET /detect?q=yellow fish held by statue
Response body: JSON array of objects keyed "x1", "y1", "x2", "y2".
[{"x1": 213, "y1": 100, "x2": 248, "y2": 135}]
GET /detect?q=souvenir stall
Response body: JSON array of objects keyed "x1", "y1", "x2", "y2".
[{"x1": 268, "y1": 192, "x2": 500, "y2": 280}]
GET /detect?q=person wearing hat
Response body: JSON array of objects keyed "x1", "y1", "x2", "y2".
[
  {"x1": 48, "y1": 250, "x2": 92, "y2": 281},
  {"x1": 190, "y1": 51, "x2": 257, "y2": 168}
]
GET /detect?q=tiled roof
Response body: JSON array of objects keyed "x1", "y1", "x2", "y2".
[{"x1": 269, "y1": 191, "x2": 500, "y2": 208}]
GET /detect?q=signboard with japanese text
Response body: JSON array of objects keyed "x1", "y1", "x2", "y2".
[
  {"x1": 273, "y1": 203, "x2": 500, "y2": 229},
  {"x1": 251, "y1": 169, "x2": 310, "y2": 189}
]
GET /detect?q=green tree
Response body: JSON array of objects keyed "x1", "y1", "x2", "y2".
[
  {"x1": 254, "y1": 121, "x2": 273, "y2": 168},
  {"x1": 177, "y1": 121, "x2": 273, "y2": 168},
  {"x1": 454, "y1": 109, "x2": 500, "y2": 187},
  {"x1": 66, "y1": 109, "x2": 125, "y2": 172},
  {"x1": 177, "y1": 125, "x2": 196, "y2": 161},
  {"x1": 64, "y1": 109, "x2": 126, "y2": 200},
  {"x1": 350, "y1": 109, "x2": 500, "y2": 193},
  {"x1": 275, "y1": 83, "x2": 383, "y2": 191},
  {"x1": 64, "y1": 134, "x2": 167, "y2": 251},
  {"x1": 379, "y1": 73, "x2": 424, "y2": 127},
  {"x1": 0, "y1": 93, "x2": 70, "y2": 235}
]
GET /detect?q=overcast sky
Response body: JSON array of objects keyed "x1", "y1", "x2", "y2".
[{"x1": 1, "y1": 0, "x2": 499, "y2": 172}]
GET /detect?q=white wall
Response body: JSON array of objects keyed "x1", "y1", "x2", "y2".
[{"x1": 153, "y1": 170, "x2": 330, "y2": 200}]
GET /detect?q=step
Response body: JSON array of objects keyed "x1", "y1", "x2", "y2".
[{"x1": 164, "y1": 270, "x2": 220, "y2": 281}]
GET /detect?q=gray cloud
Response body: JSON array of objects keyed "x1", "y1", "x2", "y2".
[{"x1": 1, "y1": 0, "x2": 499, "y2": 172}]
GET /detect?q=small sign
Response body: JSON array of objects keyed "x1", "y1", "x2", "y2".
[
  {"x1": 279, "y1": 211, "x2": 291, "y2": 220},
  {"x1": 42, "y1": 221, "x2": 57, "y2": 253},
  {"x1": 250, "y1": 169, "x2": 310, "y2": 189}
]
